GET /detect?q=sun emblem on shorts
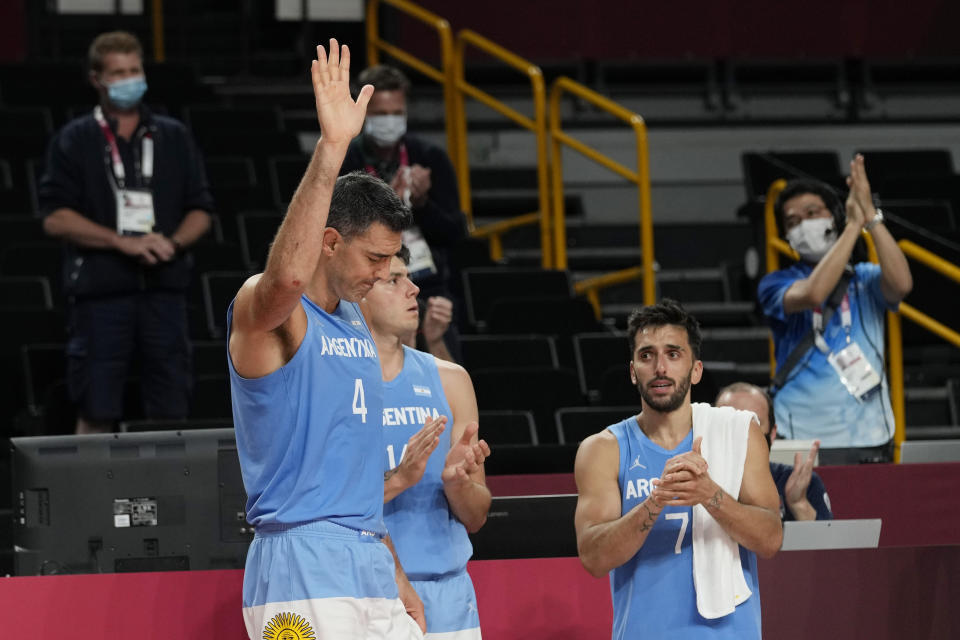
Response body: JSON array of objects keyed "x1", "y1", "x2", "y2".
[{"x1": 262, "y1": 611, "x2": 316, "y2": 640}]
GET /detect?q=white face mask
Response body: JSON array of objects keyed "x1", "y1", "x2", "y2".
[
  {"x1": 364, "y1": 114, "x2": 406, "y2": 147},
  {"x1": 786, "y1": 217, "x2": 837, "y2": 263}
]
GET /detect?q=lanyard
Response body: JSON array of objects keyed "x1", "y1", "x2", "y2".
[
  {"x1": 812, "y1": 294, "x2": 852, "y2": 353},
  {"x1": 363, "y1": 143, "x2": 409, "y2": 179},
  {"x1": 93, "y1": 105, "x2": 153, "y2": 189}
]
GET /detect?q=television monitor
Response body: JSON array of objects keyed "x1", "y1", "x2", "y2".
[
  {"x1": 10, "y1": 428, "x2": 252, "y2": 575},
  {"x1": 469, "y1": 494, "x2": 578, "y2": 559}
]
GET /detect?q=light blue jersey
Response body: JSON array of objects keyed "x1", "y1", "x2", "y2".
[
  {"x1": 759, "y1": 262, "x2": 897, "y2": 447},
  {"x1": 227, "y1": 295, "x2": 386, "y2": 535},
  {"x1": 608, "y1": 417, "x2": 761, "y2": 640},
  {"x1": 382, "y1": 346, "x2": 473, "y2": 579}
]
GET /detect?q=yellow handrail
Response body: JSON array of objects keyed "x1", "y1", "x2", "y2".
[
  {"x1": 452, "y1": 29, "x2": 550, "y2": 265},
  {"x1": 763, "y1": 181, "x2": 960, "y2": 462},
  {"x1": 366, "y1": 0, "x2": 458, "y2": 166},
  {"x1": 550, "y1": 77, "x2": 655, "y2": 312},
  {"x1": 152, "y1": 0, "x2": 165, "y2": 62},
  {"x1": 763, "y1": 179, "x2": 792, "y2": 375},
  {"x1": 875, "y1": 239, "x2": 960, "y2": 461}
]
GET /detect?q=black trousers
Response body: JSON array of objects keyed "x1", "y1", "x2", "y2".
[{"x1": 66, "y1": 291, "x2": 191, "y2": 422}]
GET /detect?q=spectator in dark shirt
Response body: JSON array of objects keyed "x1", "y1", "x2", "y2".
[
  {"x1": 716, "y1": 382, "x2": 833, "y2": 521},
  {"x1": 340, "y1": 64, "x2": 467, "y2": 360},
  {"x1": 38, "y1": 31, "x2": 213, "y2": 433}
]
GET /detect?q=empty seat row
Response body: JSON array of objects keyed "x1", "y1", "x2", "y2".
[{"x1": 106, "y1": 407, "x2": 647, "y2": 448}]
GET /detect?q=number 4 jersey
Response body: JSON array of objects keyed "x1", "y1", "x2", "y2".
[
  {"x1": 227, "y1": 295, "x2": 386, "y2": 535},
  {"x1": 607, "y1": 416, "x2": 761, "y2": 640}
]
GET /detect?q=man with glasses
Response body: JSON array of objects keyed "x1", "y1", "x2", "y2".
[{"x1": 758, "y1": 155, "x2": 912, "y2": 464}]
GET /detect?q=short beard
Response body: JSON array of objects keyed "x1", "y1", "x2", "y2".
[{"x1": 637, "y1": 366, "x2": 694, "y2": 413}]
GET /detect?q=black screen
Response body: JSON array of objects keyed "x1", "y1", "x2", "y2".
[{"x1": 11, "y1": 428, "x2": 252, "y2": 575}]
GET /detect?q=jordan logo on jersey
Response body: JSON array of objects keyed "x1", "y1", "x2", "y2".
[{"x1": 629, "y1": 455, "x2": 646, "y2": 470}]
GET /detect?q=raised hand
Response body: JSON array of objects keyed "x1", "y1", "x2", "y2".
[
  {"x1": 311, "y1": 39, "x2": 373, "y2": 145},
  {"x1": 421, "y1": 296, "x2": 453, "y2": 345},
  {"x1": 408, "y1": 165, "x2": 432, "y2": 206},
  {"x1": 442, "y1": 422, "x2": 490, "y2": 485},
  {"x1": 785, "y1": 439, "x2": 819, "y2": 508},
  {"x1": 387, "y1": 416, "x2": 446, "y2": 493},
  {"x1": 845, "y1": 153, "x2": 875, "y2": 228}
]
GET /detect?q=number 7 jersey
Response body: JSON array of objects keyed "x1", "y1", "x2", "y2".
[
  {"x1": 227, "y1": 295, "x2": 386, "y2": 535},
  {"x1": 607, "y1": 416, "x2": 761, "y2": 639}
]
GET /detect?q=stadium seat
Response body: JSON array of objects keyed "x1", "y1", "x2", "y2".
[
  {"x1": 478, "y1": 410, "x2": 538, "y2": 445},
  {"x1": 190, "y1": 374, "x2": 233, "y2": 419},
  {"x1": 205, "y1": 155, "x2": 258, "y2": 189},
  {"x1": 0, "y1": 107, "x2": 54, "y2": 137},
  {"x1": 741, "y1": 150, "x2": 844, "y2": 202},
  {"x1": 0, "y1": 276, "x2": 53, "y2": 309},
  {"x1": 471, "y1": 366, "x2": 583, "y2": 444},
  {"x1": 462, "y1": 267, "x2": 574, "y2": 329},
  {"x1": 855, "y1": 149, "x2": 954, "y2": 181},
  {"x1": 0, "y1": 243, "x2": 63, "y2": 299},
  {"x1": 485, "y1": 297, "x2": 602, "y2": 336},
  {"x1": 573, "y1": 332, "x2": 629, "y2": 401},
  {"x1": 189, "y1": 240, "x2": 247, "y2": 274},
  {"x1": 185, "y1": 106, "x2": 284, "y2": 134},
  {"x1": 724, "y1": 59, "x2": 850, "y2": 121},
  {"x1": 201, "y1": 271, "x2": 249, "y2": 339},
  {"x1": 20, "y1": 342, "x2": 65, "y2": 414},
  {"x1": 555, "y1": 406, "x2": 641, "y2": 444},
  {"x1": 236, "y1": 211, "x2": 281, "y2": 270},
  {"x1": 460, "y1": 334, "x2": 558, "y2": 371},
  {"x1": 0, "y1": 216, "x2": 47, "y2": 251},
  {"x1": 268, "y1": 155, "x2": 310, "y2": 210},
  {"x1": 192, "y1": 340, "x2": 227, "y2": 377}
]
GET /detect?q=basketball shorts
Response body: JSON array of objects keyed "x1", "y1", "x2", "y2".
[
  {"x1": 242, "y1": 520, "x2": 423, "y2": 640},
  {"x1": 412, "y1": 568, "x2": 482, "y2": 639}
]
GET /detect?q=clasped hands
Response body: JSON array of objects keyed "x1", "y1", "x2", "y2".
[{"x1": 651, "y1": 436, "x2": 721, "y2": 508}]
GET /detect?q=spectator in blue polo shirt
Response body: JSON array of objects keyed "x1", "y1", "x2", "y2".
[{"x1": 757, "y1": 156, "x2": 912, "y2": 464}]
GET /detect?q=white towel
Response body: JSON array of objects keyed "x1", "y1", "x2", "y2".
[{"x1": 690, "y1": 402, "x2": 754, "y2": 619}]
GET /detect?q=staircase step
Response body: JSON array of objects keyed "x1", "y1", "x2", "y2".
[
  {"x1": 905, "y1": 385, "x2": 954, "y2": 426},
  {"x1": 700, "y1": 327, "x2": 771, "y2": 363},
  {"x1": 657, "y1": 267, "x2": 729, "y2": 305},
  {"x1": 904, "y1": 426, "x2": 960, "y2": 439}
]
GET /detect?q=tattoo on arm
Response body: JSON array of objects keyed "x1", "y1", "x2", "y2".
[
  {"x1": 708, "y1": 488, "x2": 723, "y2": 510},
  {"x1": 640, "y1": 502, "x2": 661, "y2": 533},
  {"x1": 384, "y1": 468, "x2": 399, "y2": 482}
]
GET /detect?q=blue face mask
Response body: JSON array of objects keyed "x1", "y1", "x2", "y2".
[{"x1": 107, "y1": 76, "x2": 148, "y2": 110}]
